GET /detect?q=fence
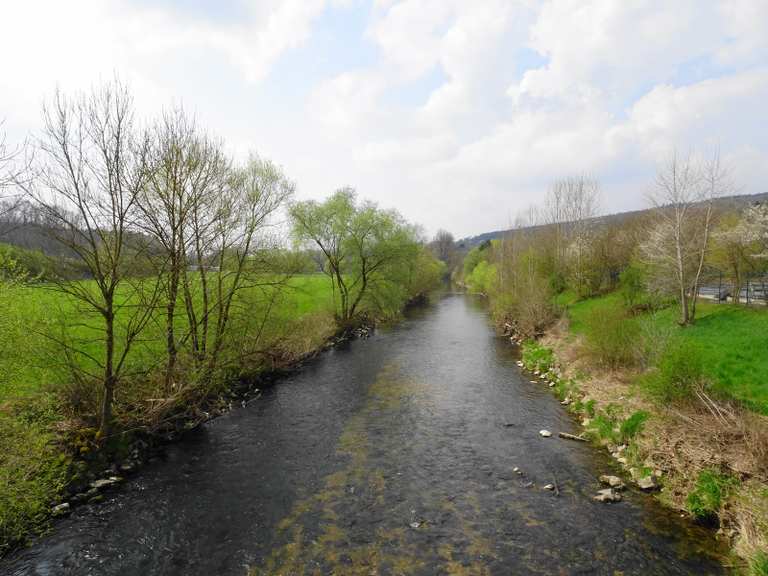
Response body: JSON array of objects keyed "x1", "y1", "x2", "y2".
[{"x1": 697, "y1": 271, "x2": 768, "y2": 306}]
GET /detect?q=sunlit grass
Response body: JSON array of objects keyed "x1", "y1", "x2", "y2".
[
  {"x1": 566, "y1": 294, "x2": 768, "y2": 413},
  {"x1": 0, "y1": 274, "x2": 336, "y2": 404}
]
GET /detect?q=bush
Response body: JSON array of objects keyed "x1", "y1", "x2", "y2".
[
  {"x1": 637, "y1": 312, "x2": 675, "y2": 369},
  {"x1": 686, "y1": 469, "x2": 737, "y2": 521},
  {"x1": 640, "y1": 342, "x2": 706, "y2": 403},
  {"x1": 619, "y1": 264, "x2": 645, "y2": 309},
  {"x1": 584, "y1": 303, "x2": 640, "y2": 368},
  {"x1": 465, "y1": 260, "x2": 497, "y2": 296}
]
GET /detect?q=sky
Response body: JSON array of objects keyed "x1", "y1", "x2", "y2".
[{"x1": 1, "y1": 0, "x2": 767, "y2": 238}]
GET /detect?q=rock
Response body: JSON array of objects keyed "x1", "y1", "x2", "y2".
[
  {"x1": 593, "y1": 488, "x2": 622, "y2": 503},
  {"x1": 543, "y1": 484, "x2": 555, "y2": 491},
  {"x1": 539, "y1": 430, "x2": 552, "y2": 438},
  {"x1": 636, "y1": 476, "x2": 658, "y2": 491},
  {"x1": 90, "y1": 477, "x2": 122, "y2": 491},
  {"x1": 88, "y1": 494, "x2": 104, "y2": 504},
  {"x1": 409, "y1": 521, "x2": 421, "y2": 529},
  {"x1": 599, "y1": 475, "x2": 625, "y2": 490},
  {"x1": 616, "y1": 457, "x2": 628, "y2": 465},
  {"x1": 52, "y1": 503, "x2": 70, "y2": 515},
  {"x1": 548, "y1": 382, "x2": 555, "y2": 388}
]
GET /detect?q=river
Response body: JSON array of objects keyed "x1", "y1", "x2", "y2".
[{"x1": 3, "y1": 294, "x2": 725, "y2": 575}]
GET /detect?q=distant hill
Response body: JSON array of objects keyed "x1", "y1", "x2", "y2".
[{"x1": 456, "y1": 191, "x2": 768, "y2": 250}]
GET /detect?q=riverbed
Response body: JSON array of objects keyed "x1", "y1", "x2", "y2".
[{"x1": 3, "y1": 294, "x2": 725, "y2": 575}]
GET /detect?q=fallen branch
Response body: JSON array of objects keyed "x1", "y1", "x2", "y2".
[{"x1": 558, "y1": 432, "x2": 588, "y2": 442}]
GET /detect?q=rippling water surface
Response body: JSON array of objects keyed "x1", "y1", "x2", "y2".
[{"x1": 3, "y1": 295, "x2": 726, "y2": 575}]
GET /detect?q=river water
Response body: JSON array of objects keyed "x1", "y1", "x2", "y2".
[{"x1": 4, "y1": 294, "x2": 725, "y2": 575}]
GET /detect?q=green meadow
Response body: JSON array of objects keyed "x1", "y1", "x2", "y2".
[{"x1": 566, "y1": 292, "x2": 768, "y2": 413}]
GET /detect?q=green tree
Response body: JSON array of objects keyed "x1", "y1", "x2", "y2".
[{"x1": 290, "y1": 189, "x2": 428, "y2": 323}]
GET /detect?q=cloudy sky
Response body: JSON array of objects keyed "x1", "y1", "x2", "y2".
[{"x1": 1, "y1": 0, "x2": 767, "y2": 238}]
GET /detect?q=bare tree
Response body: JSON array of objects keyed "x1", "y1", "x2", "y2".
[
  {"x1": 136, "y1": 109, "x2": 227, "y2": 393},
  {"x1": 184, "y1": 154, "x2": 295, "y2": 384},
  {"x1": 429, "y1": 229, "x2": 455, "y2": 263},
  {"x1": 18, "y1": 82, "x2": 156, "y2": 438},
  {"x1": 642, "y1": 151, "x2": 729, "y2": 325},
  {"x1": 0, "y1": 122, "x2": 29, "y2": 230}
]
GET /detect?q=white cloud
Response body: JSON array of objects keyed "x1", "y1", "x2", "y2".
[
  {"x1": 0, "y1": 0, "x2": 325, "y2": 127},
  {"x1": 1, "y1": 0, "x2": 767, "y2": 237}
]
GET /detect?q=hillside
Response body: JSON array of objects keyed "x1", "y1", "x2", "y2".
[{"x1": 457, "y1": 191, "x2": 768, "y2": 249}]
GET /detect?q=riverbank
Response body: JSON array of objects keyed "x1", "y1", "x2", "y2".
[
  {"x1": 0, "y1": 273, "x2": 435, "y2": 558},
  {"x1": 2, "y1": 294, "x2": 727, "y2": 575},
  {"x1": 512, "y1": 315, "x2": 768, "y2": 575}
]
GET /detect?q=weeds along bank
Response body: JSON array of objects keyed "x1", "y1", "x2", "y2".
[
  {"x1": 0, "y1": 81, "x2": 444, "y2": 555},
  {"x1": 457, "y1": 171, "x2": 768, "y2": 573}
]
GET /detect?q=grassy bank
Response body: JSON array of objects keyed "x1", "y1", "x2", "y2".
[
  {"x1": 517, "y1": 292, "x2": 768, "y2": 574},
  {"x1": 0, "y1": 274, "x2": 342, "y2": 554},
  {"x1": 567, "y1": 293, "x2": 768, "y2": 413}
]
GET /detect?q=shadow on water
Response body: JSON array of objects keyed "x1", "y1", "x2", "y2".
[{"x1": 3, "y1": 294, "x2": 727, "y2": 575}]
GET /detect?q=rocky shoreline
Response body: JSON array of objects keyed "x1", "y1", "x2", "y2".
[
  {"x1": 37, "y1": 322, "x2": 377, "y2": 530},
  {"x1": 505, "y1": 320, "x2": 767, "y2": 572}
]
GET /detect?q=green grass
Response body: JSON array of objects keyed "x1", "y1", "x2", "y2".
[
  {"x1": 686, "y1": 469, "x2": 738, "y2": 521},
  {"x1": 567, "y1": 294, "x2": 768, "y2": 413},
  {"x1": 0, "y1": 274, "x2": 336, "y2": 405}
]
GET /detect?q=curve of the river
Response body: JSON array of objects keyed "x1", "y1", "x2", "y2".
[{"x1": 4, "y1": 294, "x2": 725, "y2": 575}]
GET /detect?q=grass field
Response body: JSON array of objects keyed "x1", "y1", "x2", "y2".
[
  {"x1": 566, "y1": 292, "x2": 768, "y2": 413},
  {"x1": 0, "y1": 274, "x2": 336, "y2": 404}
]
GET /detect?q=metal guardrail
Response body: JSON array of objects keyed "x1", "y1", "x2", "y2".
[{"x1": 697, "y1": 275, "x2": 768, "y2": 306}]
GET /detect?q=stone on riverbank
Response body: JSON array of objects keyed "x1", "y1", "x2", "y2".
[
  {"x1": 636, "y1": 476, "x2": 658, "y2": 491},
  {"x1": 52, "y1": 503, "x2": 70, "y2": 516},
  {"x1": 539, "y1": 430, "x2": 552, "y2": 438},
  {"x1": 593, "y1": 488, "x2": 622, "y2": 503},
  {"x1": 599, "y1": 475, "x2": 625, "y2": 490}
]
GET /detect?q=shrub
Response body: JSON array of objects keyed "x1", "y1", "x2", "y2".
[
  {"x1": 686, "y1": 469, "x2": 737, "y2": 521},
  {"x1": 619, "y1": 264, "x2": 645, "y2": 309},
  {"x1": 584, "y1": 303, "x2": 640, "y2": 369},
  {"x1": 640, "y1": 342, "x2": 706, "y2": 404},
  {"x1": 637, "y1": 312, "x2": 675, "y2": 369}
]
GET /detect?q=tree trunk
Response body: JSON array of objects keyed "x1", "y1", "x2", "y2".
[
  {"x1": 99, "y1": 307, "x2": 116, "y2": 439},
  {"x1": 164, "y1": 268, "x2": 179, "y2": 394}
]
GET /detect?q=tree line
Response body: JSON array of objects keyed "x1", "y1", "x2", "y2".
[
  {"x1": 457, "y1": 152, "x2": 768, "y2": 334},
  {"x1": 0, "y1": 81, "x2": 442, "y2": 441}
]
